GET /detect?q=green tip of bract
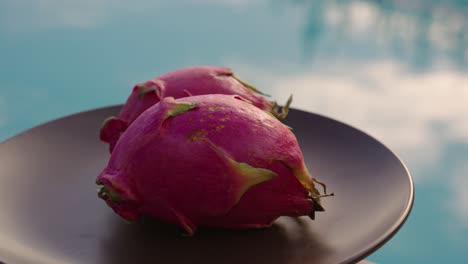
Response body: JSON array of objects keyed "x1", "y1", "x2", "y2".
[
  {"x1": 136, "y1": 84, "x2": 155, "y2": 99},
  {"x1": 203, "y1": 139, "x2": 277, "y2": 205},
  {"x1": 167, "y1": 102, "x2": 198, "y2": 117},
  {"x1": 232, "y1": 74, "x2": 270, "y2": 97},
  {"x1": 234, "y1": 161, "x2": 278, "y2": 185},
  {"x1": 97, "y1": 185, "x2": 122, "y2": 202},
  {"x1": 230, "y1": 160, "x2": 277, "y2": 204}
]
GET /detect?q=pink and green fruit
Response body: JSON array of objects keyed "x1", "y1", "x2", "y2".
[
  {"x1": 100, "y1": 66, "x2": 290, "y2": 152},
  {"x1": 96, "y1": 94, "x2": 330, "y2": 235}
]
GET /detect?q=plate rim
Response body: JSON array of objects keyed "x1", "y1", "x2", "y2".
[{"x1": 290, "y1": 108, "x2": 415, "y2": 263}]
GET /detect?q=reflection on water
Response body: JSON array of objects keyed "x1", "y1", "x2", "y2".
[
  {"x1": 238, "y1": 62, "x2": 468, "y2": 172},
  {"x1": 449, "y1": 163, "x2": 468, "y2": 231},
  {"x1": 0, "y1": 0, "x2": 467, "y2": 263},
  {"x1": 241, "y1": 1, "x2": 468, "y2": 262},
  {"x1": 295, "y1": 0, "x2": 468, "y2": 69}
]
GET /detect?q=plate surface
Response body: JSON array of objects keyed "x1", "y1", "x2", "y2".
[{"x1": 0, "y1": 106, "x2": 413, "y2": 264}]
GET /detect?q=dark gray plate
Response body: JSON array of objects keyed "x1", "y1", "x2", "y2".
[{"x1": 0, "y1": 106, "x2": 413, "y2": 264}]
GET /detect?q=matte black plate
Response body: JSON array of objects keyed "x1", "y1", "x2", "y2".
[{"x1": 0, "y1": 106, "x2": 413, "y2": 264}]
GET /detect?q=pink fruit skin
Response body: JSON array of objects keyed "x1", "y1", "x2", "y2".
[
  {"x1": 100, "y1": 66, "x2": 273, "y2": 152},
  {"x1": 96, "y1": 94, "x2": 322, "y2": 235}
]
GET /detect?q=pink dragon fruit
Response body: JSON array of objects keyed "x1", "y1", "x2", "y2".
[
  {"x1": 96, "y1": 94, "x2": 331, "y2": 235},
  {"x1": 100, "y1": 66, "x2": 291, "y2": 152}
]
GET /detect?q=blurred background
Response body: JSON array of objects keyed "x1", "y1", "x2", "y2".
[{"x1": 0, "y1": 0, "x2": 467, "y2": 263}]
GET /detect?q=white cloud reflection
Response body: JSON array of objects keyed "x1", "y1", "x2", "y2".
[
  {"x1": 305, "y1": 1, "x2": 468, "y2": 68},
  {"x1": 234, "y1": 61, "x2": 468, "y2": 179},
  {"x1": 348, "y1": 1, "x2": 379, "y2": 33},
  {"x1": 233, "y1": 60, "x2": 468, "y2": 231}
]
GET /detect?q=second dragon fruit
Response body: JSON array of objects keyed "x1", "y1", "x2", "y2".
[{"x1": 100, "y1": 66, "x2": 291, "y2": 152}]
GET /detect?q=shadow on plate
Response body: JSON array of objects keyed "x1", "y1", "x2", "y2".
[{"x1": 99, "y1": 216, "x2": 333, "y2": 264}]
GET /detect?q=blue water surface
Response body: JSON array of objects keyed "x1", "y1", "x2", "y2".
[{"x1": 1, "y1": 0, "x2": 467, "y2": 263}]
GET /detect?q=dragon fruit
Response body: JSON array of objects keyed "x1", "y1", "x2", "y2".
[
  {"x1": 100, "y1": 66, "x2": 291, "y2": 152},
  {"x1": 96, "y1": 94, "x2": 331, "y2": 235}
]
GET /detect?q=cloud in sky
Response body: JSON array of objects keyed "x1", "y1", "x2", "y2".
[
  {"x1": 231, "y1": 59, "x2": 468, "y2": 231},
  {"x1": 300, "y1": 0, "x2": 468, "y2": 68},
  {"x1": 232, "y1": 61, "x2": 468, "y2": 177}
]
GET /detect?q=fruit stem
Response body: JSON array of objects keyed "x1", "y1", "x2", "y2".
[
  {"x1": 308, "y1": 197, "x2": 325, "y2": 220},
  {"x1": 313, "y1": 177, "x2": 330, "y2": 195},
  {"x1": 271, "y1": 94, "x2": 293, "y2": 120},
  {"x1": 308, "y1": 178, "x2": 334, "y2": 220}
]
